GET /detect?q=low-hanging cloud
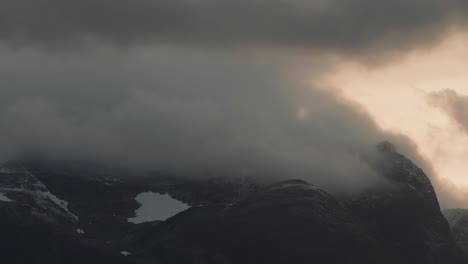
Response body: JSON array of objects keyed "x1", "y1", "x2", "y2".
[
  {"x1": 1, "y1": 0, "x2": 468, "y2": 57},
  {"x1": 0, "y1": 0, "x2": 466, "y2": 204},
  {"x1": 0, "y1": 47, "x2": 428, "y2": 193}
]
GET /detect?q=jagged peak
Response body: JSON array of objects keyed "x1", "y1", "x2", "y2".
[
  {"x1": 377, "y1": 141, "x2": 396, "y2": 154},
  {"x1": 368, "y1": 141, "x2": 432, "y2": 190}
]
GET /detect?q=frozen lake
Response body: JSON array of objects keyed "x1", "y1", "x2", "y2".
[{"x1": 128, "y1": 192, "x2": 191, "y2": 224}]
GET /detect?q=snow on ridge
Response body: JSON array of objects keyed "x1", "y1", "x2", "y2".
[
  {"x1": 0, "y1": 192, "x2": 13, "y2": 202},
  {"x1": 121, "y1": 251, "x2": 132, "y2": 256},
  {"x1": 38, "y1": 190, "x2": 79, "y2": 221},
  {"x1": 128, "y1": 192, "x2": 191, "y2": 224},
  {"x1": 0, "y1": 166, "x2": 79, "y2": 222},
  {"x1": 24, "y1": 169, "x2": 80, "y2": 221},
  {"x1": 0, "y1": 186, "x2": 80, "y2": 222}
]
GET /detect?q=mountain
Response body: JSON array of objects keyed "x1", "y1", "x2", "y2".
[
  {"x1": 342, "y1": 142, "x2": 464, "y2": 264},
  {"x1": 0, "y1": 144, "x2": 466, "y2": 263},
  {"x1": 444, "y1": 209, "x2": 468, "y2": 257},
  {"x1": 0, "y1": 161, "x2": 133, "y2": 264},
  {"x1": 121, "y1": 145, "x2": 464, "y2": 264}
]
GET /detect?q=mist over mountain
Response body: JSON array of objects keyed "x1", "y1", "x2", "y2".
[
  {"x1": 0, "y1": 49, "x2": 433, "y2": 196},
  {"x1": 0, "y1": 0, "x2": 465, "y2": 205},
  {"x1": 2, "y1": 1, "x2": 468, "y2": 263}
]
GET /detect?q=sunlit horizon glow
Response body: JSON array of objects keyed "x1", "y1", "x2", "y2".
[{"x1": 320, "y1": 31, "x2": 468, "y2": 192}]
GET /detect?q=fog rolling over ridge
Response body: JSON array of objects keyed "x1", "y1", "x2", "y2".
[
  {"x1": 3, "y1": 1, "x2": 468, "y2": 263},
  {"x1": 0, "y1": 0, "x2": 467, "y2": 208},
  {"x1": 0, "y1": 49, "x2": 429, "y2": 194}
]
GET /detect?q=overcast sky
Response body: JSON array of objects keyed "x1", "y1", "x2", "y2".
[{"x1": 1, "y1": 0, "x2": 468, "y2": 207}]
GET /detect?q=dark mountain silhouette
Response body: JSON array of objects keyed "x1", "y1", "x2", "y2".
[{"x1": 0, "y1": 144, "x2": 466, "y2": 264}]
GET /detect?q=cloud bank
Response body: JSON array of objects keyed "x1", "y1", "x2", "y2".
[
  {"x1": 0, "y1": 48, "x2": 427, "y2": 193},
  {"x1": 0, "y1": 0, "x2": 464, "y2": 204}
]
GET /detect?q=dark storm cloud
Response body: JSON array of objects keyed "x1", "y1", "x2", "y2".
[
  {"x1": 0, "y1": 0, "x2": 467, "y2": 54},
  {"x1": 0, "y1": 0, "x2": 463, "y2": 204},
  {"x1": 0, "y1": 48, "x2": 426, "y2": 193}
]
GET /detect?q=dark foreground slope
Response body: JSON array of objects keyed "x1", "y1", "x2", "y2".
[
  {"x1": 125, "y1": 180, "x2": 383, "y2": 264},
  {"x1": 122, "y1": 145, "x2": 465, "y2": 264},
  {"x1": 0, "y1": 145, "x2": 466, "y2": 264}
]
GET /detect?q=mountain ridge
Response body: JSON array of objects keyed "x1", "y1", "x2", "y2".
[{"x1": 0, "y1": 144, "x2": 466, "y2": 263}]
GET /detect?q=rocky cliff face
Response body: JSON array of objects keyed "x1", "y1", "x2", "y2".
[
  {"x1": 444, "y1": 209, "x2": 468, "y2": 257},
  {"x1": 343, "y1": 143, "x2": 464, "y2": 264},
  {"x1": 0, "y1": 145, "x2": 466, "y2": 264}
]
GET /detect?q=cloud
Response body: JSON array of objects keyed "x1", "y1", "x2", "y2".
[
  {"x1": 0, "y1": 0, "x2": 467, "y2": 57},
  {"x1": 0, "y1": 47, "x2": 428, "y2": 194},
  {"x1": 428, "y1": 89, "x2": 468, "y2": 132},
  {"x1": 423, "y1": 89, "x2": 468, "y2": 208},
  {"x1": 432, "y1": 177, "x2": 468, "y2": 209},
  {"x1": 0, "y1": 0, "x2": 465, "y2": 204}
]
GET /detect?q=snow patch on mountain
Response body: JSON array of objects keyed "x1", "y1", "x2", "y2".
[
  {"x1": 0, "y1": 163, "x2": 79, "y2": 223},
  {"x1": 0, "y1": 192, "x2": 13, "y2": 202},
  {"x1": 38, "y1": 189, "x2": 79, "y2": 221},
  {"x1": 128, "y1": 192, "x2": 191, "y2": 224}
]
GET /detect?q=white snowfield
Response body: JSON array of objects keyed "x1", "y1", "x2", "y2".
[
  {"x1": 128, "y1": 192, "x2": 191, "y2": 224},
  {"x1": 120, "y1": 251, "x2": 132, "y2": 256}
]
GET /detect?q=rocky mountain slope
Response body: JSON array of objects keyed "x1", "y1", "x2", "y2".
[
  {"x1": 444, "y1": 209, "x2": 468, "y2": 257},
  {"x1": 342, "y1": 143, "x2": 463, "y2": 264},
  {"x1": 0, "y1": 144, "x2": 466, "y2": 263},
  {"x1": 0, "y1": 161, "x2": 133, "y2": 264},
  {"x1": 121, "y1": 145, "x2": 464, "y2": 264}
]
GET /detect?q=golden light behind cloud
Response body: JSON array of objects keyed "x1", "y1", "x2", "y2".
[{"x1": 320, "y1": 31, "x2": 468, "y2": 190}]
